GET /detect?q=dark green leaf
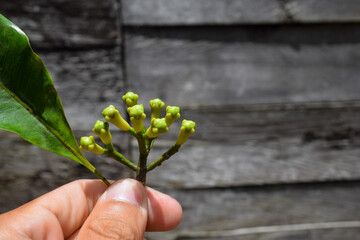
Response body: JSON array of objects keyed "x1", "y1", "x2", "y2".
[{"x1": 0, "y1": 14, "x2": 109, "y2": 184}]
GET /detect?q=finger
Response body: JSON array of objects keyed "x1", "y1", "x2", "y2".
[
  {"x1": 66, "y1": 187, "x2": 182, "y2": 239},
  {"x1": 146, "y1": 187, "x2": 182, "y2": 231},
  {"x1": 66, "y1": 229, "x2": 80, "y2": 240},
  {"x1": 77, "y1": 179, "x2": 148, "y2": 240},
  {"x1": 0, "y1": 178, "x2": 183, "y2": 240},
  {"x1": 34, "y1": 179, "x2": 182, "y2": 234},
  {"x1": 0, "y1": 179, "x2": 108, "y2": 240},
  {"x1": 35, "y1": 179, "x2": 109, "y2": 237}
]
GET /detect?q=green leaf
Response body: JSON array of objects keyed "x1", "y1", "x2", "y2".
[{"x1": 0, "y1": 14, "x2": 109, "y2": 185}]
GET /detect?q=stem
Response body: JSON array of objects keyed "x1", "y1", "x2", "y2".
[
  {"x1": 94, "y1": 169, "x2": 111, "y2": 186},
  {"x1": 135, "y1": 133, "x2": 149, "y2": 185},
  {"x1": 144, "y1": 137, "x2": 155, "y2": 151},
  {"x1": 147, "y1": 144, "x2": 181, "y2": 172},
  {"x1": 105, "y1": 142, "x2": 114, "y2": 152},
  {"x1": 105, "y1": 149, "x2": 138, "y2": 171},
  {"x1": 149, "y1": 138, "x2": 156, "y2": 151},
  {"x1": 128, "y1": 127, "x2": 137, "y2": 137}
]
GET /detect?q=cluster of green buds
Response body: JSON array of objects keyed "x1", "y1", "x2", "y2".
[{"x1": 80, "y1": 91, "x2": 196, "y2": 185}]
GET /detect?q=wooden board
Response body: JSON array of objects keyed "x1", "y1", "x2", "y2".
[
  {"x1": 125, "y1": 30, "x2": 360, "y2": 107},
  {"x1": 140, "y1": 101, "x2": 360, "y2": 188},
  {"x1": 169, "y1": 228, "x2": 360, "y2": 240},
  {"x1": 287, "y1": 0, "x2": 360, "y2": 23},
  {"x1": 172, "y1": 228, "x2": 360, "y2": 240},
  {"x1": 1, "y1": 0, "x2": 118, "y2": 49},
  {"x1": 1, "y1": 101, "x2": 359, "y2": 191},
  {"x1": 0, "y1": 130, "x2": 134, "y2": 213},
  {"x1": 122, "y1": 0, "x2": 284, "y2": 25},
  {"x1": 37, "y1": 49, "x2": 126, "y2": 130},
  {"x1": 146, "y1": 181, "x2": 360, "y2": 239},
  {"x1": 122, "y1": 0, "x2": 360, "y2": 25}
]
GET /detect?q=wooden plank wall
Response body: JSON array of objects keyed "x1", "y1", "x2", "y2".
[{"x1": 1, "y1": 1, "x2": 360, "y2": 239}]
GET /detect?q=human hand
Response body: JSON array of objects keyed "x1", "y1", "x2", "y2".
[{"x1": 0, "y1": 178, "x2": 182, "y2": 240}]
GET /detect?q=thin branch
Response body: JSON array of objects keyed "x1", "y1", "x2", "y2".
[
  {"x1": 105, "y1": 149, "x2": 138, "y2": 171},
  {"x1": 147, "y1": 144, "x2": 180, "y2": 172},
  {"x1": 93, "y1": 169, "x2": 111, "y2": 186}
]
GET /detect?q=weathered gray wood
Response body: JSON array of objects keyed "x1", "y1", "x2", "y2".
[
  {"x1": 177, "y1": 102, "x2": 360, "y2": 142},
  {"x1": 172, "y1": 226, "x2": 360, "y2": 240},
  {"x1": 2, "y1": 0, "x2": 118, "y2": 49},
  {"x1": 37, "y1": 49, "x2": 125, "y2": 130},
  {"x1": 126, "y1": 34, "x2": 360, "y2": 106},
  {"x1": 125, "y1": 24, "x2": 360, "y2": 45},
  {"x1": 141, "y1": 101, "x2": 360, "y2": 188},
  {"x1": 122, "y1": 0, "x2": 285, "y2": 25},
  {"x1": 2, "y1": 3, "x2": 360, "y2": 240},
  {"x1": 0, "y1": 130, "x2": 134, "y2": 213},
  {"x1": 148, "y1": 226, "x2": 360, "y2": 240},
  {"x1": 146, "y1": 181, "x2": 360, "y2": 239},
  {"x1": 287, "y1": 0, "x2": 360, "y2": 23},
  {"x1": 122, "y1": 0, "x2": 360, "y2": 25},
  {"x1": 125, "y1": 23, "x2": 360, "y2": 189},
  {"x1": 2, "y1": 101, "x2": 359, "y2": 190}
]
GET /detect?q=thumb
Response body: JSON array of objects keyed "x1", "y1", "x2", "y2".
[{"x1": 77, "y1": 179, "x2": 148, "y2": 240}]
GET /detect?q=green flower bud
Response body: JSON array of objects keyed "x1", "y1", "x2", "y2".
[
  {"x1": 122, "y1": 91, "x2": 139, "y2": 107},
  {"x1": 79, "y1": 136, "x2": 105, "y2": 154},
  {"x1": 149, "y1": 98, "x2": 165, "y2": 119},
  {"x1": 176, "y1": 120, "x2": 196, "y2": 145},
  {"x1": 102, "y1": 105, "x2": 130, "y2": 131},
  {"x1": 127, "y1": 104, "x2": 146, "y2": 133},
  {"x1": 145, "y1": 118, "x2": 168, "y2": 138},
  {"x1": 165, "y1": 106, "x2": 180, "y2": 127},
  {"x1": 92, "y1": 120, "x2": 112, "y2": 144}
]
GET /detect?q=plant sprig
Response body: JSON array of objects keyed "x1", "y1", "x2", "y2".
[
  {"x1": 0, "y1": 15, "x2": 195, "y2": 187},
  {"x1": 80, "y1": 92, "x2": 196, "y2": 185}
]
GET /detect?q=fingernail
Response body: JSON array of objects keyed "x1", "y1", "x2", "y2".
[{"x1": 103, "y1": 179, "x2": 147, "y2": 209}]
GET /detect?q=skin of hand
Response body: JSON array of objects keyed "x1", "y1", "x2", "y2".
[{"x1": 0, "y1": 178, "x2": 182, "y2": 240}]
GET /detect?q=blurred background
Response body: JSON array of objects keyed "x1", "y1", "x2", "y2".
[{"x1": 1, "y1": 0, "x2": 360, "y2": 239}]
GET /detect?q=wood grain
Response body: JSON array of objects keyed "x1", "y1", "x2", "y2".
[
  {"x1": 122, "y1": 0, "x2": 360, "y2": 25},
  {"x1": 37, "y1": 49, "x2": 125, "y2": 130},
  {"x1": 122, "y1": 0, "x2": 284, "y2": 25},
  {"x1": 0, "y1": 130, "x2": 133, "y2": 213},
  {"x1": 142, "y1": 101, "x2": 360, "y2": 188},
  {"x1": 287, "y1": 0, "x2": 360, "y2": 23},
  {"x1": 146, "y1": 181, "x2": 360, "y2": 239},
  {"x1": 126, "y1": 32, "x2": 360, "y2": 106},
  {"x1": 2, "y1": 101, "x2": 359, "y2": 191},
  {"x1": 1, "y1": 0, "x2": 118, "y2": 49},
  {"x1": 172, "y1": 225, "x2": 360, "y2": 240}
]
